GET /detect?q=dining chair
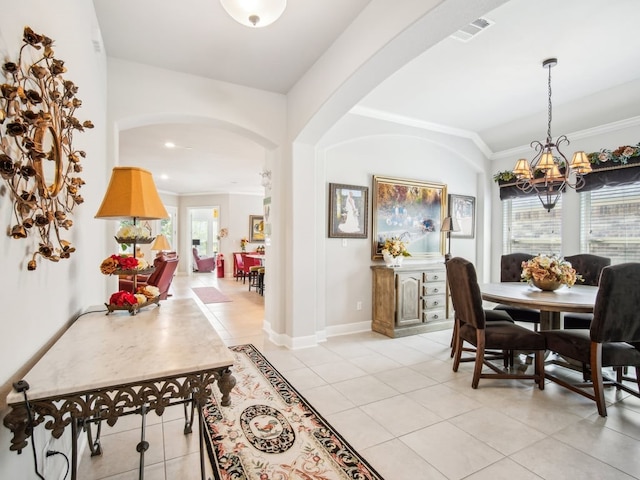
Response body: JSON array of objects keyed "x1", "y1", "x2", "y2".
[
  {"x1": 446, "y1": 257, "x2": 546, "y2": 389},
  {"x1": 234, "y1": 253, "x2": 247, "y2": 283},
  {"x1": 493, "y1": 253, "x2": 542, "y2": 330},
  {"x1": 541, "y1": 262, "x2": 640, "y2": 416},
  {"x1": 562, "y1": 254, "x2": 611, "y2": 329}
]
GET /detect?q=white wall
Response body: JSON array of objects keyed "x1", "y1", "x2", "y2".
[
  {"x1": 319, "y1": 113, "x2": 483, "y2": 336},
  {"x1": 0, "y1": 1, "x2": 108, "y2": 478}
]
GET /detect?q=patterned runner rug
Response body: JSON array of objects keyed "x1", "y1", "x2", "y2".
[{"x1": 203, "y1": 344, "x2": 384, "y2": 480}]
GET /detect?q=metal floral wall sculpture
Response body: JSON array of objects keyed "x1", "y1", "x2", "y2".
[{"x1": 0, "y1": 27, "x2": 93, "y2": 270}]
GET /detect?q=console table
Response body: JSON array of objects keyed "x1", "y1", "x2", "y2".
[
  {"x1": 371, "y1": 262, "x2": 451, "y2": 337},
  {"x1": 3, "y1": 298, "x2": 235, "y2": 480}
]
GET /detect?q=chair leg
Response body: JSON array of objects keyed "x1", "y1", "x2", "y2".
[
  {"x1": 590, "y1": 343, "x2": 607, "y2": 417},
  {"x1": 535, "y1": 350, "x2": 545, "y2": 390},
  {"x1": 452, "y1": 334, "x2": 463, "y2": 372},
  {"x1": 450, "y1": 318, "x2": 458, "y2": 358},
  {"x1": 471, "y1": 331, "x2": 485, "y2": 389}
]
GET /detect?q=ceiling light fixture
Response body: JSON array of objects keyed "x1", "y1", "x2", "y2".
[
  {"x1": 220, "y1": 0, "x2": 286, "y2": 28},
  {"x1": 512, "y1": 58, "x2": 592, "y2": 212}
]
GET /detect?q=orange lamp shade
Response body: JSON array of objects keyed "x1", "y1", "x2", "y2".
[
  {"x1": 151, "y1": 234, "x2": 171, "y2": 251},
  {"x1": 95, "y1": 167, "x2": 168, "y2": 220}
]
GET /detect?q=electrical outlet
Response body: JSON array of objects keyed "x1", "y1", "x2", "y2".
[{"x1": 356, "y1": 301, "x2": 362, "y2": 310}]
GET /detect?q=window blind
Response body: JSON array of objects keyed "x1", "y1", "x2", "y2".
[
  {"x1": 503, "y1": 196, "x2": 562, "y2": 256},
  {"x1": 579, "y1": 183, "x2": 640, "y2": 263}
]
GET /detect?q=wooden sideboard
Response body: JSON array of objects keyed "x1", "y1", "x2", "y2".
[{"x1": 371, "y1": 263, "x2": 452, "y2": 337}]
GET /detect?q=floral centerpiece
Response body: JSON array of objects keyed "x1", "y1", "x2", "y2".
[
  {"x1": 108, "y1": 285, "x2": 160, "y2": 309},
  {"x1": 115, "y1": 225, "x2": 153, "y2": 245},
  {"x1": 240, "y1": 237, "x2": 249, "y2": 252},
  {"x1": 521, "y1": 254, "x2": 582, "y2": 291},
  {"x1": 100, "y1": 254, "x2": 151, "y2": 275},
  {"x1": 381, "y1": 236, "x2": 411, "y2": 267}
]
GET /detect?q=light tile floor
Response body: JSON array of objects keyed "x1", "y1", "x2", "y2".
[{"x1": 79, "y1": 273, "x2": 640, "y2": 479}]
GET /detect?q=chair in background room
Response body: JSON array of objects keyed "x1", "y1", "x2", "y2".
[
  {"x1": 494, "y1": 253, "x2": 542, "y2": 330},
  {"x1": 233, "y1": 253, "x2": 247, "y2": 283},
  {"x1": 119, "y1": 255, "x2": 179, "y2": 300},
  {"x1": 563, "y1": 254, "x2": 611, "y2": 329},
  {"x1": 192, "y1": 247, "x2": 216, "y2": 272},
  {"x1": 446, "y1": 257, "x2": 546, "y2": 389},
  {"x1": 541, "y1": 263, "x2": 640, "y2": 416}
]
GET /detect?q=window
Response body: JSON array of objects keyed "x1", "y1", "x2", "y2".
[
  {"x1": 580, "y1": 183, "x2": 640, "y2": 263},
  {"x1": 503, "y1": 196, "x2": 562, "y2": 255}
]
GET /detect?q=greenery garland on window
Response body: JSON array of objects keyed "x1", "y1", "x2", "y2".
[{"x1": 493, "y1": 142, "x2": 640, "y2": 183}]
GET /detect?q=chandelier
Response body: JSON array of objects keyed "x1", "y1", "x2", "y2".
[{"x1": 512, "y1": 58, "x2": 592, "y2": 211}]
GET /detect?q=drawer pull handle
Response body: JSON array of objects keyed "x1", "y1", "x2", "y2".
[
  {"x1": 433, "y1": 275, "x2": 439, "y2": 280},
  {"x1": 433, "y1": 314, "x2": 438, "y2": 319},
  {"x1": 433, "y1": 288, "x2": 438, "y2": 293}
]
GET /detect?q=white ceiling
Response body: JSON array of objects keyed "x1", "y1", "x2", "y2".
[{"x1": 93, "y1": 0, "x2": 640, "y2": 195}]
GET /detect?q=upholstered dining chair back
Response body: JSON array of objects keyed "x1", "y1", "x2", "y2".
[
  {"x1": 447, "y1": 257, "x2": 488, "y2": 330},
  {"x1": 541, "y1": 263, "x2": 640, "y2": 416},
  {"x1": 495, "y1": 253, "x2": 540, "y2": 329},
  {"x1": 500, "y1": 253, "x2": 534, "y2": 282},
  {"x1": 590, "y1": 263, "x2": 640, "y2": 343},
  {"x1": 446, "y1": 257, "x2": 546, "y2": 389},
  {"x1": 564, "y1": 254, "x2": 611, "y2": 286}
]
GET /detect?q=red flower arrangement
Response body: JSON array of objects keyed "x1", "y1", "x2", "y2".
[
  {"x1": 100, "y1": 254, "x2": 148, "y2": 275},
  {"x1": 109, "y1": 290, "x2": 138, "y2": 306}
]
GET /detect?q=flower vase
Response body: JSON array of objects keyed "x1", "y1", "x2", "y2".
[
  {"x1": 532, "y1": 278, "x2": 562, "y2": 291},
  {"x1": 382, "y1": 251, "x2": 394, "y2": 267},
  {"x1": 393, "y1": 255, "x2": 404, "y2": 267}
]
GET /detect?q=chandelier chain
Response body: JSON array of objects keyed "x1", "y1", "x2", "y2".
[{"x1": 547, "y1": 64, "x2": 553, "y2": 142}]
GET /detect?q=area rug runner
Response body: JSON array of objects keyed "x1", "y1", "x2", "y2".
[
  {"x1": 192, "y1": 286, "x2": 231, "y2": 304},
  {"x1": 203, "y1": 344, "x2": 384, "y2": 480}
]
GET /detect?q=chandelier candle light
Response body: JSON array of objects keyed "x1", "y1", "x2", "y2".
[{"x1": 512, "y1": 58, "x2": 592, "y2": 212}]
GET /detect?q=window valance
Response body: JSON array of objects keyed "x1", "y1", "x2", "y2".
[{"x1": 497, "y1": 151, "x2": 640, "y2": 201}]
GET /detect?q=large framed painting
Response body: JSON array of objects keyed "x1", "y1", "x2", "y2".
[
  {"x1": 249, "y1": 215, "x2": 265, "y2": 242},
  {"x1": 328, "y1": 183, "x2": 368, "y2": 238},
  {"x1": 372, "y1": 176, "x2": 447, "y2": 259},
  {"x1": 449, "y1": 194, "x2": 475, "y2": 239}
]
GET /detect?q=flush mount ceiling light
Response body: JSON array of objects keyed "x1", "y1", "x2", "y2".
[
  {"x1": 220, "y1": 0, "x2": 286, "y2": 28},
  {"x1": 512, "y1": 58, "x2": 592, "y2": 212}
]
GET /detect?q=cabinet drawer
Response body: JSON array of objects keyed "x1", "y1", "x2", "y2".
[
  {"x1": 423, "y1": 294, "x2": 445, "y2": 309},
  {"x1": 422, "y1": 282, "x2": 446, "y2": 296},
  {"x1": 423, "y1": 308, "x2": 446, "y2": 322},
  {"x1": 423, "y1": 270, "x2": 445, "y2": 283}
]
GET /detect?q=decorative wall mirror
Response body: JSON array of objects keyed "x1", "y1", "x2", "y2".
[{"x1": 0, "y1": 27, "x2": 93, "y2": 270}]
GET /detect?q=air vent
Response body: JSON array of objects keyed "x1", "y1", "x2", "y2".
[{"x1": 450, "y1": 17, "x2": 494, "y2": 42}]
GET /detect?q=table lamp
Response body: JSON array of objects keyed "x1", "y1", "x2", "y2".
[
  {"x1": 441, "y1": 216, "x2": 460, "y2": 262},
  {"x1": 96, "y1": 166, "x2": 168, "y2": 293},
  {"x1": 151, "y1": 234, "x2": 171, "y2": 257}
]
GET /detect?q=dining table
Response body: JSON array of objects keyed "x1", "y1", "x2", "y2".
[{"x1": 479, "y1": 282, "x2": 598, "y2": 330}]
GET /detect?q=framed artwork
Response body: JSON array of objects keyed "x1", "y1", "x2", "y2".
[
  {"x1": 449, "y1": 194, "x2": 475, "y2": 239},
  {"x1": 372, "y1": 176, "x2": 447, "y2": 259},
  {"x1": 249, "y1": 215, "x2": 265, "y2": 242},
  {"x1": 328, "y1": 183, "x2": 369, "y2": 238}
]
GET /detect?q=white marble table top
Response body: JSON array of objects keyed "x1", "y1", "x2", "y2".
[
  {"x1": 480, "y1": 282, "x2": 598, "y2": 314},
  {"x1": 6, "y1": 298, "x2": 233, "y2": 404}
]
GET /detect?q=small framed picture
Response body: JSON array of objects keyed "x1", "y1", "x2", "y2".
[
  {"x1": 249, "y1": 215, "x2": 265, "y2": 242},
  {"x1": 328, "y1": 183, "x2": 368, "y2": 238},
  {"x1": 449, "y1": 194, "x2": 475, "y2": 239}
]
